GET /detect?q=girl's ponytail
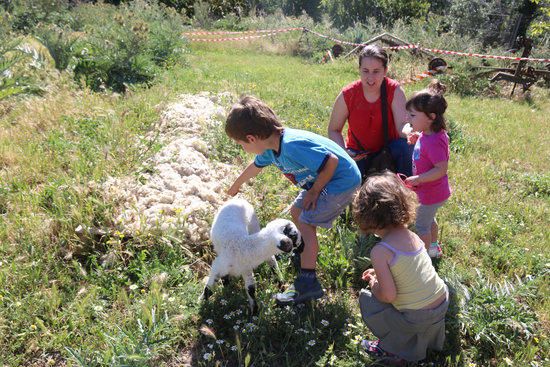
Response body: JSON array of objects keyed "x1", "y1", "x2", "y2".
[{"x1": 406, "y1": 79, "x2": 448, "y2": 132}]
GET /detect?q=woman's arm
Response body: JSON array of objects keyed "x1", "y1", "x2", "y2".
[
  {"x1": 369, "y1": 245, "x2": 397, "y2": 303},
  {"x1": 327, "y1": 92, "x2": 349, "y2": 150},
  {"x1": 392, "y1": 86, "x2": 408, "y2": 138}
]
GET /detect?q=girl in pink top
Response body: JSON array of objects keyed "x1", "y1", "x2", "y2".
[{"x1": 403, "y1": 81, "x2": 451, "y2": 258}]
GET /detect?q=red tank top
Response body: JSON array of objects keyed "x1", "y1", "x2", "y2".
[{"x1": 342, "y1": 77, "x2": 400, "y2": 152}]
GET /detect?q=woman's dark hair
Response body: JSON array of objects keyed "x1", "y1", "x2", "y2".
[
  {"x1": 358, "y1": 44, "x2": 388, "y2": 68},
  {"x1": 405, "y1": 80, "x2": 448, "y2": 132}
]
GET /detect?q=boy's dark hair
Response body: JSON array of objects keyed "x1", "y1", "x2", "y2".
[
  {"x1": 225, "y1": 96, "x2": 283, "y2": 141},
  {"x1": 406, "y1": 80, "x2": 448, "y2": 132},
  {"x1": 358, "y1": 44, "x2": 388, "y2": 68},
  {"x1": 353, "y1": 171, "x2": 417, "y2": 234}
]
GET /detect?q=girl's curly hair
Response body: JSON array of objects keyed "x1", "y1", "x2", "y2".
[{"x1": 352, "y1": 171, "x2": 417, "y2": 234}]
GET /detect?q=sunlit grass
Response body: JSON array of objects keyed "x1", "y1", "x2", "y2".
[{"x1": 0, "y1": 39, "x2": 548, "y2": 366}]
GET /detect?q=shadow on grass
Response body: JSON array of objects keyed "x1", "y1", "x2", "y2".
[{"x1": 193, "y1": 277, "x2": 358, "y2": 366}]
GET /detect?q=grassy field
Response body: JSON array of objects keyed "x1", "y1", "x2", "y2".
[{"x1": 0, "y1": 40, "x2": 549, "y2": 366}]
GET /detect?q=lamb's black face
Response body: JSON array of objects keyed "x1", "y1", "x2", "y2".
[
  {"x1": 269, "y1": 219, "x2": 302, "y2": 253},
  {"x1": 281, "y1": 222, "x2": 302, "y2": 253}
]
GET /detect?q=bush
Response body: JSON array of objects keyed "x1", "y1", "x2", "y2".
[{"x1": 68, "y1": 0, "x2": 187, "y2": 92}]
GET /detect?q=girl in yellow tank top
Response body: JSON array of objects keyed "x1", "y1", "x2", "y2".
[{"x1": 353, "y1": 171, "x2": 449, "y2": 363}]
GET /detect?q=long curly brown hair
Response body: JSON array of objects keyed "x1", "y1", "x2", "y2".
[{"x1": 352, "y1": 171, "x2": 417, "y2": 234}]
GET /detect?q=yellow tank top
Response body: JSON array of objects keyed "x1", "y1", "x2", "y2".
[{"x1": 378, "y1": 241, "x2": 447, "y2": 310}]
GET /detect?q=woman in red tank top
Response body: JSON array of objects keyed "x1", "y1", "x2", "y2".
[{"x1": 327, "y1": 45, "x2": 413, "y2": 176}]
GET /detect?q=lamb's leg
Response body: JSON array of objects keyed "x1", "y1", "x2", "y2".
[
  {"x1": 201, "y1": 258, "x2": 223, "y2": 301},
  {"x1": 243, "y1": 272, "x2": 258, "y2": 315},
  {"x1": 221, "y1": 275, "x2": 230, "y2": 287},
  {"x1": 268, "y1": 256, "x2": 285, "y2": 290}
]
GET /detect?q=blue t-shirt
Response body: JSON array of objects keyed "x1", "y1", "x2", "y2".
[{"x1": 254, "y1": 128, "x2": 361, "y2": 194}]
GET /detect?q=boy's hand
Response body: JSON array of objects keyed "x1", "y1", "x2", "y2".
[
  {"x1": 227, "y1": 183, "x2": 241, "y2": 196},
  {"x1": 303, "y1": 188, "x2": 320, "y2": 211}
]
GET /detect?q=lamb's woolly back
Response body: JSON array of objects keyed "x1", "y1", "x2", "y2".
[{"x1": 210, "y1": 198, "x2": 259, "y2": 254}]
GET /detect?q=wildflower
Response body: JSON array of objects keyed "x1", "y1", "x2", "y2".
[
  {"x1": 208, "y1": 343, "x2": 214, "y2": 349},
  {"x1": 230, "y1": 345, "x2": 238, "y2": 352},
  {"x1": 30, "y1": 324, "x2": 37, "y2": 331},
  {"x1": 216, "y1": 339, "x2": 224, "y2": 345},
  {"x1": 220, "y1": 299, "x2": 228, "y2": 305},
  {"x1": 203, "y1": 352, "x2": 213, "y2": 361},
  {"x1": 233, "y1": 325, "x2": 239, "y2": 331},
  {"x1": 343, "y1": 330, "x2": 351, "y2": 336},
  {"x1": 223, "y1": 314, "x2": 232, "y2": 320},
  {"x1": 168, "y1": 297, "x2": 175, "y2": 303},
  {"x1": 206, "y1": 319, "x2": 213, "y2": 325},
  {"x1": 321, "y1": 319, "x2": 329, "y2": 326},
  {"x1": 307, "y1": 340, "x2": 316, "y2": 346},
  {"x1": 129, "y1": 284, "x2": 138, "y2": 290},
  {"x1": 93, "y1": 305, "x2": 103, "y2": 312}
]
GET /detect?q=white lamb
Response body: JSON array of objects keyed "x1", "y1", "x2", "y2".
[{"x1": 202, "y1": 198, "x2": 302, "y2": 314}]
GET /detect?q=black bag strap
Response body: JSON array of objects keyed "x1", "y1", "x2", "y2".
[
  {"x1": 380, "y1": 78, "x2": 389, "y2": 147},
  {"x1": 349, "y1": 78, "x2": 389, "y2": 151}
]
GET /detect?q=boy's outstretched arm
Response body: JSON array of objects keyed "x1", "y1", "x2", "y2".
[
  {"x1": 227, "y1": 162, "x2": 263, "y2": 196},
  {"x1": 303, "y1": 154, "x2": 339, "y2": 211}
]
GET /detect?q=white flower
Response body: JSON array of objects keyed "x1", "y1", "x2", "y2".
[
  {"x1": 233, "y1": 325, "x2": 239, "y2": 330},
  {"x1": 220, "y1": 299, "x2": 228, "y2": 305},
  {"x1": 216, "y1": 339, "x2": 224, "y2": 345},
  {"x1": 307, "y1": 340, "x2": 316, "y2": 346},
  {"x1": 230, "y1": 345, "x2": 238, "y2": 351},
  {"x1": 321, "y1": 320, "x2": 329, "y2": 326},
  {"x1": 208, "y1": 343, "x2": 214, "y2": 349},
  {"x1": 93, "y1": 305, "x2": 103, "y2": 312},
  {"x1": 129, "y1": 284, "x2": 138, "y2": 290},
  {"x1": 168, "y1": 297, "x2": 175, "y2": 302},
  {"x1": 223, "y1": 314, "x2": 232, "y2": 320},
  {"x1": 203, "y1": 352, "x2": 212, "y2": 361},
  {"x1": 206, "y1": 319, "x2": 213, "y2": 325}
]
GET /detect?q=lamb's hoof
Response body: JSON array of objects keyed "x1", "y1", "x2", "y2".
[{"x1": 200, "y1": 287, "x2": 213, "y2": 302}]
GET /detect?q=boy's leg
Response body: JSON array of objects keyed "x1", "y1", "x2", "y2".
[
  {"x1": 291, "y1": 205, "x2": 319, "y2": 269},
  {"x1": 275, "y1": 205, "x2": 324, "y2": 305}
]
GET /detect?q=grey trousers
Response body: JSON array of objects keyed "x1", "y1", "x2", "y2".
[{"x1": 359, "y1": 288, "x2": 449, "y2": 362}]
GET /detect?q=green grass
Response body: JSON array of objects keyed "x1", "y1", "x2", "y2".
[{"x1": 0, "y1": 41, "x2": 549, "y2": 366}]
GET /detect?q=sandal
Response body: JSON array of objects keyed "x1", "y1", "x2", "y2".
[{"x1": 361, "y1": 340, "x2": 407, "y2": 365}]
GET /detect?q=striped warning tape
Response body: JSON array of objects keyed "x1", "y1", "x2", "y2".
[
  {"x1": 417, "y1": 46, "x2": 550, "y2": 62},
  {"x1": 185, "y1": 31, "x2": 289, "y2": 42},
  {"x1": 183, "y1": 27, "x2": 303, "y2": 36},
  {"x1": 183, "y1": 26, "x2": 550, "y2": 63}
]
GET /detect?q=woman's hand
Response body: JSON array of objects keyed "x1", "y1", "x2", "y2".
[{"x1": 407, "y1": 132, "x2": 420, "y2": 145}]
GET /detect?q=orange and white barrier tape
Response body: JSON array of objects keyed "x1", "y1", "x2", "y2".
[
  {"x1": 185, "y1": 31, "x2": 290, "y2": 42},
  {"x1": 183, "y1": 27, "x2": 303, "y2": 36},
  {"x1": 417, "y1": 46, "x2": 550, "y2": 63},
  {"x1": 183, "y1": 26, "x2": 550, "y2": 63}
]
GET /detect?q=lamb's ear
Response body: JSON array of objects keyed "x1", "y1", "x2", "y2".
[
  {"x1": 293, "y1": 238, "x2": 304, "y2": 254},
  {"x1": 283, "y1": 223, "x2": 294, "y2": 236}
]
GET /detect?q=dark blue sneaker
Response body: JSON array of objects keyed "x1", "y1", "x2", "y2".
[{"x1": 275, "y1": 276, "x2": 324, "y2": 305}]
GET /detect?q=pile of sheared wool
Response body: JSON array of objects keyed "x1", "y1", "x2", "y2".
[{"x1": 102, "y1": 92, "x2": 235, "y2": 242}]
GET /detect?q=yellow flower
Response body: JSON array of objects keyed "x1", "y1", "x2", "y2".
[{"x1": 30, "y1": 324, "x2": 37, "y2": 331}]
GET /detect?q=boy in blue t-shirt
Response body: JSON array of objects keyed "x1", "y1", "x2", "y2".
[{"x1": 225, "y1": 96, "x2": 361, "y2": 305}]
